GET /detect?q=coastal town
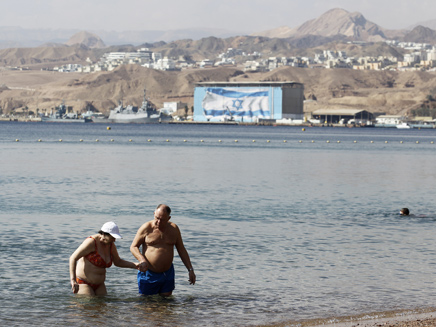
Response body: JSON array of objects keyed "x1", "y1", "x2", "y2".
[{"x1": 47, "y1": 40, "x2": 436, "y2": 74}]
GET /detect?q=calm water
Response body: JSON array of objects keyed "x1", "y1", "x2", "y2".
[{"x1": 2, "y1": 122, "x2": 436, "y2": 326}]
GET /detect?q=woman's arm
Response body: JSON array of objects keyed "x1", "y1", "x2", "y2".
[
  {"x1": 112, "y1": 244, "x2": 140, "y2": 269},
  {"x1": 69, "y1": 238, "x2": 94, "y2": 293}
]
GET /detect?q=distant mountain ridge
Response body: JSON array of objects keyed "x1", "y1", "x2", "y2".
[
  {"x1": 0, "y1": 26, "x2": 245, "y2": 49},
  {"x1": 254, "y1": 8, "x2": 387, "y2": 41},
  {"x1": 1, "y1": 8, "x2": 436, "y2": 66},
  {"x1": 65, "y1": 31, "x2": 106, "y2": 48},
  {"x1": 1, "y1": 8, "x2": 436, "y2": 50}
]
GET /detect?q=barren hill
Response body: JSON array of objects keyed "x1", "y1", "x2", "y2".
[
  {"x1": 65, "y1": 31, "x2": 106, "y2": 48},
  {"x1": 0, "y1": 44, "x2": 97, "y2": 68},
  {"x1": 403, "y1": 25, "x2": 436, "y2": 43},
  {"x1": 254, "y1": 8, "x2": 391, "y2": 42},
  {"x1": 1, "y1": 65, "x2": 436, "y2": 117}
]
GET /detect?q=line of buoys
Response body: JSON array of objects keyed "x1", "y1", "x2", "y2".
[{"x1": 14, "y1": 139, "x2": 436, "y2": 144}]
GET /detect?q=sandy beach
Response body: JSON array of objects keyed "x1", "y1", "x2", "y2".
[
  {"x1": 322, "y1": 312, "x2": 436, "y2": 327},
  {"x1": 261, "y1": 310, "x2": 436, "y2": 327}
]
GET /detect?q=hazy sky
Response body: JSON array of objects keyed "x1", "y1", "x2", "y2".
[{"x1": 1, "y1": 0, "x2": 435, "y2": 33}]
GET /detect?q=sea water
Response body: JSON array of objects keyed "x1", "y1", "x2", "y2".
[{"x1": 1, "y1": 122, "x2": 436, "y2": 326}]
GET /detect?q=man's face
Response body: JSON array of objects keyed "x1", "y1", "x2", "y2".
[{"x1": 154, "y1": 208, "x2": 170, "y2": 229}]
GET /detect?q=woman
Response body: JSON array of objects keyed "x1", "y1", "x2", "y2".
[{"x1": 69, "y1": 221, "x2": 139, "y2": 295}]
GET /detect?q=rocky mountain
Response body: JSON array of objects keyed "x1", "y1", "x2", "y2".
[
  {"x1": 255, "y1": 8, "x2": 389, "y2": 41},
  {"x1": 409, "y1": 19, "x2": 436, "y2": 31},
  {"x1": 403, "y1": 25, "x2": 436, "y2": 43},
  {"x1": 65, "y1": 31, "x2": 106, "y2": 48},
  {"x1": 0, "y1": 44, "x2": 97, "y2": 68}
]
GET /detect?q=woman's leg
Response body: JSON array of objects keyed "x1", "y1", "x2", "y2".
[
  {"x1": 77, "y1": 283, "x2": 96, "y2": 296},
  {"x1": 95, "y1": 283, "x2": 107, "y2": 296}
]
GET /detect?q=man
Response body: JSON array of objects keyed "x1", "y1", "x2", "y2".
[{"x1": 130, "y1": 204, "x2": 196, "y2": 296}]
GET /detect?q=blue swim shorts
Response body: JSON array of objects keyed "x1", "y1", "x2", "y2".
[{"x1": 137, "y1": 264, "x2": 175, "y2": 295}]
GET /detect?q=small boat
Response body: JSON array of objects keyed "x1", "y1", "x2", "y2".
[{"x1": 396, "y1": 122, "x2": 412, "y2": 129}]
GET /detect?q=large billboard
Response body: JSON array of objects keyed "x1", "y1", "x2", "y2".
[{"x1": 201, "y1": 87, "x2": 270, "y2": 120}]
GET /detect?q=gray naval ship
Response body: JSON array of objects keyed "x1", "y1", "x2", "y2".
[
  {"x1": 40, "y1": 101, "x2": 92, "y2": 123},
  {"x1": 108, "y1": 89, "x2": 172, "y2": 123}
]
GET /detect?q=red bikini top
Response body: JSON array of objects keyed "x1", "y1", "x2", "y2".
[{"x1": 84, "y1": 236, "x2": 113, "y2": 268}]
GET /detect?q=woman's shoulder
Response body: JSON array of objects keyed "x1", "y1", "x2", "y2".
[{"x1": 82, "y1": 235, "x2": 98, "y2": 247}]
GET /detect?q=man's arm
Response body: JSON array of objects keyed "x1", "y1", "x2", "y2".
[
  {"x1": 130, "y1": 223, "x2": 149, "y2": 272},
  {"x1": 175, "y1": 226, "x2": 196, "y2": 285}
]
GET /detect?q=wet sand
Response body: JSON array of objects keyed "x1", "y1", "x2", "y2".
[
  {"x1": 261, "y1": 310, "x2": 436, "y2": 327},
  {"x1": 319, "y1": 312, "x2": 436, "y2": 327}
]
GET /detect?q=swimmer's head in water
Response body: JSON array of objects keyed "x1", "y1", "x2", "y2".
[{"x1": 400, "y1": 208, "x2": 409, "y2": 216}]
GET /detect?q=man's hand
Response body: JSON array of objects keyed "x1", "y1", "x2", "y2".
[
  {"x1": 138, "y1": 261, "x2": 148, "y2": 272},
  {"x1": 188, "y1": 270, "x2": 196, "y2": 285}
]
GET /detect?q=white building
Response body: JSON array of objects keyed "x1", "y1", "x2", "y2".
[
  {"x1": 155, "y1": 57, "x2": 176, "y2": 71},
  {"x1": 162, "y1": 101, "x2": 187, "y2": 115}
]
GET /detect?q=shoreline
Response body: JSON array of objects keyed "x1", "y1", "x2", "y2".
[
  {"x1": 260, "y1": 309, "x2": 436, "y2": 327},
  {"x1": 0, "y1": 118, "x2": 430, "y2": 129}
]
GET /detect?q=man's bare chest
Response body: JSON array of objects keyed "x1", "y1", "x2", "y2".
[{"x1": 145, "y1": 230, "x2": 176, "y2": 247}]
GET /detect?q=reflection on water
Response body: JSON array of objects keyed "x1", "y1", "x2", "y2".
[{"x1": 1, "y1": 123, "x2": 436, "y2": 326}]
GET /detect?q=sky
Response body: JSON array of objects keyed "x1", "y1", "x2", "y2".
[{"x1": 1, "y1": 0, "x2": 435, "y2": 33}]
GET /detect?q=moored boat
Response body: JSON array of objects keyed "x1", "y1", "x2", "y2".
[
  {"x1": 40, "y1": 102, "x2": 91, "y2": 123},
  {"x1": 107, "y1": 89, "x2": 172, "y2": 123},
  {"x1": 396, "y1": 122, "x2": 412, "y2": 129}
]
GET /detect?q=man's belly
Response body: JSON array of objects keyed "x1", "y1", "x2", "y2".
[{"x1": 145, "y1": 248, "x2": 174, "y2": 273}]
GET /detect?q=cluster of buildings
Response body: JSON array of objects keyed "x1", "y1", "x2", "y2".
[
  {"x1": 52, "y1": 47, "x2": 261, "y2": 73},
  {"x1": 50, "y1": 38, "x2": 436, "y2": 74}
]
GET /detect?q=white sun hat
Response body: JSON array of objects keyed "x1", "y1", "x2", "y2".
[{"x1": 100, "y1": 221, "x2": 122, "y2": 239}]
